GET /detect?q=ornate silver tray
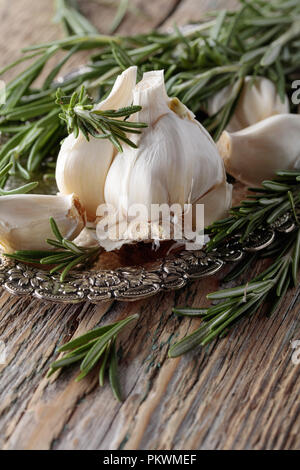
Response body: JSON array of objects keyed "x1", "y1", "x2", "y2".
[
  {"x1": 0, "y1": 64, "x2": 296, "y2": 304},
  {"x1": 0, "y1": 212, "x2": 294, "y2": 303}
]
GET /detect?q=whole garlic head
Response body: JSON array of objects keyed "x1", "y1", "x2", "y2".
[
  {"x1": 207, "y1": 76, "x2": 289, "y2": 132},
  {"x1": 100, "y1": 70, "x2": 231, "y2": 249},
  {"x1": 56, "y1": 66, "x2": 137, "y2": 221},
  {"x1": 217, "y1": 114, "x2": 300, "y2": 186},
  {"x1": 0, "y1": 193, "x2": 85, "y2": 253}
]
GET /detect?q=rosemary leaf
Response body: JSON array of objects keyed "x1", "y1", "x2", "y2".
[
  {"x1": 56, "y1": 86, "x2": 147, "y2": 151},
  {"x1": 109, "y1": 338, "x2": 122, "y2": 402},
  {"x1": 99, "y1": 343, "x2": 111, "y2": 387},
  {"x1": 173, "y1": 307, "x2": 208, "y2": 317},
  {"x1": 47, "y1": 314, "x2": 139, "y2": 400},
  {"x1": 80, "y1": 314, "x2": 139, "y2": 374}
]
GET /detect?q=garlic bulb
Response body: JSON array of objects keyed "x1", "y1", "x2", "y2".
[
  {"x1": 217, "y1": 114, "x2": 300, "y2": 186},
  {"x1": 0, "y1": 194, "x2": 85, "y2": 253},
  {"x1": 56, "y1": 66, "x2": 137, "y2": 221},
  {"x1": 207, "y1": 76, "x2": 289, "y2": 132},
  {"x1": 99, "y1": 70, "x2": 231, "y2": 249}
]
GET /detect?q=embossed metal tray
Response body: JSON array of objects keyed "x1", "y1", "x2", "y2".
[
  {"x1": 0, "y1": 66, "x2": 295, "y2": 304},
  {"x1": 0, "y1": 211, "x2": 294, "y2": 303}
]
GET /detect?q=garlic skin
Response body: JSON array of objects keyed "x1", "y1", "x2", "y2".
[
  {"x1": 73, "y1": 225, "x2": 99, "y2": 248},
  {"x1": 207, "y1": 76, "x2": 289, "y2": 132},
  {"x1": 0, "y1": 194, "x2": 85, "y2": 253},
  {"x1": 195, "y1": 174, "x2": 232, "y2": 226},
  {"x1": 56, "y1": 66, "x2": 137, "y2": 221},
  {"x1": 100, "y1": 70, "x2": 231, "y2": 249},
  {"x1": 217, "y1": 114, "x2": 300, "y2": 186}
]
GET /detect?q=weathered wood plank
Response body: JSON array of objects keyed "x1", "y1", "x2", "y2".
[
  {"x1": 0, "y1": 0, "x2": 179, "y2": 83},
  {"x1": 0, "y1": 0, "x2": 300, "y2": 451},
  {"x1": 162, "y1": 0, "x2": 238, "y2": 28}
]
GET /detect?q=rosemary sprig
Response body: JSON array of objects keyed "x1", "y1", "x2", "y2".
[
  {"x1": 206, "y1": 170, "x2": 300, "y2": 251},
  {"x1": 54, "y1": 0, "x2": 99, "y2": 36},
  {"x1": 5, "y1": 218, "x2": 101, "y2": 281},
  {"x1": 169, "y1": 170, "x2": 300, "y2": 357},
  {"x1": 0, "y1": 0, "x2": 298, "y2": 189},
  {"x1": 0, "y1": 162, "x2": 38, "y2": 195},
  {"x1": 56, "y1": 86, "x2": 147, "y2": 152},
  {"x1": 169, "y1": 232, "x2": 299, "y2": 357},
  {"x1": 48, "y1": 314, "x2": 139, "y2": 401},
  {"x1": 109, "y1": 0, "x2": 129, "y2": 34}
]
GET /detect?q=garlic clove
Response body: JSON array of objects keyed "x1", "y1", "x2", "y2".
[
  {"x1": 217, "y1": 114, "x2": 300, "y2": 186},
  {"x1": 56, "y1": 66, "x2": 137, "y2": 221},
  {"x1": 207, "y1": 76, "x2": 289, "y2": 132},
  {"x1": 73, "y1": 225, "x2": 99, "y2": 248},
  {"x1": 94, "y1": 66, "x2": 137, "y2": 111},
  {"x1": 100, "y1": 70, "x2": 231, "y2": 249},
  {"x1": 0, "y1": 193, "x2": 85, "y2": 253},
  {"x1": 55, "y1": 134, "x2": 114, "y2": 222},
  {"x1": 105, "y1": 70, "x2": 226, "y2": 212},
  {"x1": 197, "y1": 175, "x2": 233, "y2": 227}
]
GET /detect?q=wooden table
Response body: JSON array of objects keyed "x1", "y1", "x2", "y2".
[{"x1": 0, "y1": 0, "x2": 300, "y2": 450}]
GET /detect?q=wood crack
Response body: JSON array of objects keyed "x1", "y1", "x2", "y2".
[
  {"x1": 1, "y1": 0, "x2": 300, "y2": 451},
  {"x1": 155, "y1": 0, "x2": 183, "y2": 28}
]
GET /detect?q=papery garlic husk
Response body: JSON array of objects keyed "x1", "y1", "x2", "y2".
[
  {"x1": 55, "y1": 66, "x2": 137, "y2": 221},
  {"x1": 0, "y1": 193, "x2": 85, "y2": 253},
  {"x1": 73, "y1": 225, "x2": 99, "y2": 248},
  {"x1": 217, "y1": 114, "x2": 300, "y2": 186},
  {"x1": 207, "y1": 76, "x2": 289, "y2": 132},
  {"x1": 98, "y1": 70, "x2": 232, "y2": 250}
]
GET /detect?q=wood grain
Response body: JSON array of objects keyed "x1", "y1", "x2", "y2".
[{"x1": 0, "y1": 0, "x2": 300, "y2": 451}]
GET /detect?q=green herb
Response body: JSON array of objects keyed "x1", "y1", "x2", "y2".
[
  {"x1": 169, "y1": 234, "x2": 299, "y2": 357},
  {"x1": 54, "y1": 0, "x2": 99, "y2": 36},
  {"x1": 91, "y1": 0, "x2": 142, "y2": 34},
  {"x1": 0, "y1": 162, "x2": 38, "y2": 195},
  {"x1": 5, "y1": 217, "x2": 101, "y2": 281},
  {"x1": 206, "y1": 170, "x2": 300, "y2": 251},
  {"x1": 169, "y1": 170, "x2": 300, "y2": 357},
  {"x1": 1, "y1": 0, "x2": 299, "y2": 190},
  {"x1": 109, "y1": 0, "x2": 129, "y2": 34},
  {"x1": 48, "y1": 314, "x2": 139, "y2": 401},
  {"x1": 56, "y1": 86, "x2": 147, "y2": 152}
]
